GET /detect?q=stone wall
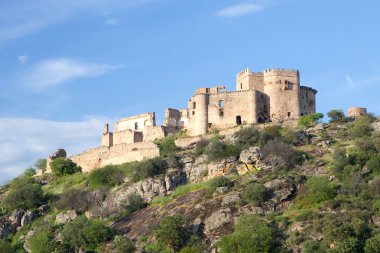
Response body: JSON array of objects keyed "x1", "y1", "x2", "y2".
[
  {"x1": 113, "y1": 130, "x2": 137, "y2": 145},
  {"x1": 115, "y1": 113, "x2": 156, "y2": 132},
  {"x1": 70, "y1": 141, "x2": 160, "y2": 172},
  {"x1": 348, "y1": 107, "x2": 367, "y2": 117},
  {"x1": 300, "y1": 86, "x2": 317, "y2": 116},
  {"x1": 143, "y1": 126, "x2": 165, "y2": 142}
]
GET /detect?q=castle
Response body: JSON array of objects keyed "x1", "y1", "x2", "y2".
[{"x1": 59, "y1": 67, "x2": 317, "y2": 172}]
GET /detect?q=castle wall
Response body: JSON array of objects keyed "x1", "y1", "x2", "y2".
[
  {"x1": 300, "y1": 86, "x2": 317, "y2": 116},
  {"x1": 263, "y1": 69, "x2": 301, "y2": 121},
  {"x1": 70, "y1": 141, "x2": 160, "y2": 172},
  {"x1": 101, "y1": 132, "x2": 113, "y2": 147},
  {"x1": 113, "y1": 130, "x2": 136, "y2": 145},
  {"x1": 236, "y1": 68, "x2": 264, "y2": 92},
  {"x1": 115, "y1": 113, "x2": 155, "y2": 132},
  {"x1": 190, "y1": 93, "x2": 209, "y2": 136},
  {"x1": 143, "y1": 126, "x2": 165, "y2": 142},
  {"x1": 348, "y1": 107, "x2": 367, "y2": 117}
]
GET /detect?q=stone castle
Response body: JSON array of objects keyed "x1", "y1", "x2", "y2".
[{"x1": 51, "y1": 67, "x2": 318, "y2": 172}]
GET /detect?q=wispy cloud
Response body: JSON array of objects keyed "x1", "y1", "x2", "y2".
[
  {"x1": 346, "y1": 74, "x2": 355, "y2": 88},
  {"x1": 18, "y1": 55, "x2": 29, "y2": 64},
  {"x1": 21, "y1": 58, "x2": 123, "y2": 89},
  {"x1": 0, "y1": 0, "x2": 154, "y2": 42},
  {"x1": 0, "y1": 116, "x2": 110, "y2": 183},
  {"x1": 216, "y1": 2, "x2": 264, "y2": 17},
  {"x1": 106, "y1": 18, "x2": 119, "y2": 26}
]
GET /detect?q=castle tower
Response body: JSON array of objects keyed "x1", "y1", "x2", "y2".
[
  {"x1": 189, "y1": 92, "x2": 209, "y2": 136},
  {"x1": 263, "y1": 68, "x2": 301, "y2": 121},
  {"x1": 236, "y1": 68, "x2": 264, "y2": 92}
]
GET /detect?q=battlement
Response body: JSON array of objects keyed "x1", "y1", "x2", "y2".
[
  {"x1": 263, "y1": 68, "x2": 299, "y2": 76},
  {"x1": 300, "y1": 86, "x2": 318, "y2": 94},
  {"x1": 237, "y1": 68, "x2": 253, "y2": 78}
]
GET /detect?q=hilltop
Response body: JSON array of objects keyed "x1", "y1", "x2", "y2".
[{"x1": 1, "y1": 111, "x2": 380, "y2": 253}]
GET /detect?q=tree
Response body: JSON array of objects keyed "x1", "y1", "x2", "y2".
[
  {"x1": 218, "y1": 214, "x2": 277, "y2": 253},
  {"x1": 113, "y1": 235, "x2": 136, "y2": 253},
  {"x1": 154, "y1": 216, "x2": 185, "y2": 251},
  {"x1": 88, "y1": 165, "x2": 124, "y2": 189},
  {"x1": 242, "y1": 183, "x2": 272, "y2": 206},
  {"x1": 298, "y1": 113, "x2": 324, "y2": 127},
  {"x1": 327, "y1": 110, "x2": 345, "y2": 123},
  {"x1": 364, "y1": 234, "x2": 380, "y2": 253},
  {"x1": 50, "y1": 158, "x2": 81, "y2": 176}
]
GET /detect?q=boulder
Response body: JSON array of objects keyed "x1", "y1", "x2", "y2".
[
  {"x1": 49, "y1": 148, "x2": 67, "y2": 159},
  {"x1": 239, "y1": 147, "x2": 263, "y2": 165},
  {"x1": 9, "y1": 209, "x2": 24, "y2": 228},
  {"x1": 21, "y1": 211, "x2": 35, "y2": 227},
  {"x1": 55, "y1": 210, "x2": 77, "y2": 224},
  {"x1": 204, "y1": 207, "x2": 232, "y2": 234}
]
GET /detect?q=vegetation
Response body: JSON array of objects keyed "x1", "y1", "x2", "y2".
[
  {"x1": 126, "y1": 157, "x2": 168, "y2": 182},
  {"x1": 157, "y1": 136, "x2": 177, "y2": 158},
  {"x1": 34, "y1": 158, "x2": 47, "y2": 173},
  {"x1": 50, "y1": 158, "x2": 82, "y2": 176},
  {"x1": 242, "y1": 183, "x2": 272, "y2": 206},
  {"x1": 218, "y1": 214, "x2": 278, "y2": 253},
  {"x1": 154, "y1": 216, "x2": 186, "y2": 251},
  {"x1": 298, "y1": 113, "x2": 324, "y2": 127},
  {"x1": 327, "y1": 109, "x2": 345, "y2": 123},
  {"x1": 88, "y1": 165, "x2": 124, "y2": 189},
  {"x1": 205, "y1": 139, "x2": 241, "y2": 161}
]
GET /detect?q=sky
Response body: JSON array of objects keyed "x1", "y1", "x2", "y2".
[{"x1": 0, "y1": 0, "x2": 380, "y2": 182}]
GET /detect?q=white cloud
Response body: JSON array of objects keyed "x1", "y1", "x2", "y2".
[
  {"x1": 346, "y1": 74, "x2": 355, "y2": 88},
  {"x1": 216, "y1": 3, "x2": 264, "y2": 17},
  {"x1": 0, "y1": 0, "x2": 155, "y2": 42},
  {"x1": 106, "y1": 18, "x2": 119, "y2": 26},
  {"x1": 18, "y1": 55, "x2": 29, "y2": 64},
  {"x1": 22, "y1": 58, "x2": 123, "y2": 89},
  {"x1": 0, "y1": 116, "x2": 110, "y2": 184}
]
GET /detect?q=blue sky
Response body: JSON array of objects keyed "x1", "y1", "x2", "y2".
[{"x1": 1, "y1": 0, "x2": 379, "y2": 182}]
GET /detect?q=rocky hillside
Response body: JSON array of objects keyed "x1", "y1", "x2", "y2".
[{"x1": 1, "y1": 113, "x2": 380, "y2": 253}]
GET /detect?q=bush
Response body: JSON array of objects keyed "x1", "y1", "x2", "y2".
[
  {"x1": 303, "y1": 240, "x2": 322, "y2": 253},
  {"x1": 210, "y1": 176, "x2": 233, "y2": 189},
  {"x1": 364, "y1": 234, "x2": 380, "y2": 253},
  {"x1": 242, "y1": 183, "x2": 272, "y2": 206},
  {"x1": 259, "y1": 126, "x2": 282, "y2": 145},
  {"x1": 128, "y1": 157, "x2": 168, "y2": 182},
  {"x1": 218, "y1": 214, "x2": 278, "y2": 253},
  {"x1": 0, "y1": 240, "x2": 14, "y2": 253},
  {"x1": 62, "y1": 216, "x2": 115, "y2": 250},
  {"x1": 28, "y1": 230, "x2": 57, "y2": 253},
  {"x1": 88, "y1": 165, "x2": 124, "y2": 189},
  {"x1": 303, "y1": 176, "x2": 336, "y2": 204},
  {"x1": 332, "y1": 237, "x2": 361, "y2": 253},
  {"x1": 53, "y1": 188, "x2": 101, "y2": 213},
  {"x1": 235, "y1": 127, "x2": 260, "y2": 147},
  {"x1": 34, "y1": 159, "x2": 47, "y2": 172},
  {"x1": 331, "y1": 148, "x2": 349, "y2": 176},
  {"x1": 113, "y1": 235, "x2": 135, "y2": 253},
  {"x1": 348, "y1": 116, "x2": 374, "y2": 138},
  {"x1": 122, "y1": 193, "x2": 146, "y2": 214},
  {"x1": 328, "y1": 109, "x2": 345, "y2": 123},
  {"x1": 50, "y1": 158, "x2": 81, "y2": 176},
  {"x1": 158, "y1": 137, "x2": 177, "y2": 158},
  {"x1": 366, "y1": 156, "x2": 380, "y2": 175},
  {"x1": 2, "y1": 178, "x2": 45, "y2": 210},
  {"x1": 154, "y1": 216, "x2": 185, "y2": 251},
  {"x1": 205, "y1": 140, "x2": 241, "y2": 161},
  {"x1": 298, "y1": 113, "x2": 324, "y2": 127},
  {"x1": 262, "y1": 138, "x2": 301, "y2": 170}
]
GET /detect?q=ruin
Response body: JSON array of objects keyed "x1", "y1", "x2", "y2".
[
  {"x1": 51, "y1": 67, "x2": 318, "y2": 172},
  {"x1": 348, "y1": 107, "x2": 367, "y2": 117}
]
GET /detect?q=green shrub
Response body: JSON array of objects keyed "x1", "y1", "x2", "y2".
[
  {"x1": 364, "y1": 234, "x2": 380, "y2": 253},
  {"x1": 88, "y1": 165, "x2": 124, "y2": 189},
  {"x1": 205, "y1": 140, "x2": 241, "y2": 161},
  {"x1": 262, "y1": 138, "x2": 302, "y2": 170},
  {"x1": 2, "y1": 178, "x2": 45, "y2": 210},
  {"x1": 53, "y1": 188, "x2": 96, "y2": 213},
  {"x1": 331, "y1": 148, "x2": 349, "y2": 176},
  {"x1": 327, "y1": 109, "x2": 345, "y2": 123},
  {"x1": 218, "y1": 214, "x2": 278, "y2": 253},
  {"x1": 34, "y1": 159, "x2": 47, "y2": 172},
  {"x1": 259, "y1": 126, "x2": 283, "y2": 145},
  {"x1": 348, "y1": 116, "x2": 374, "y2": 138},
  {"x1": 210, "y1": 176, "x2": 233, "y2": 189},
  {"x1": 122, "y1": 193, "x2": 146, "y2": 214},
  {"x1": 0, "y1": 240, "x2": 14, "y2": 253},
  {"x1": 127, "y1": 157, "x2": 168, "y2": 182},
  {"x1": 113, "y1": 235, "x2": 135, "y2": 253},
  {"x1": 28, "y1": 230, "x2": 57, "y2": 253},
  {"x1": 242, "y1": 183, "x2": 272, "y2": 206},
  {"x1": 297, "y1": 177, "x2": 336, "y2": 206},
  {"x1": 332, "y1": 237, "x2": 361, "y2": 253},
  {"x1": 157, "y1": 137, "x2": 177, "y2": 158},
  {"x1": 366, "y1": 156, "x2": 380, "y2": 175},
  {"x1": 50, "y1": 158, "x2": 81, "y2": 176},
  {"x1": 154, "y1": 216, "x2": 185, "y2": 251},
  {"x1": 235, "y1": 127, "x2": 260, "y2": 147},
  {"x1": 298, "y1": 113, "x2": 324, "y2": 127},
  {"x1": 62, "y1": 216, "x2": 114, "y2": 250}
]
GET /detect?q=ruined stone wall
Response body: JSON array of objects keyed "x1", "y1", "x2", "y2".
[
  {"x1": 263, "y1": 69, "x2": 301, "y2": 121},
  {"x1": 300, "y1": 86, "x2": 317, "y2": 116},
  {"x1": 188, "y1": 93, "x2": 209, "y2": 136},
  {"x1": 143, "y1": 126, "x2": 165, "y2": 142},
  {"x1": 70, "y1": 141, "x2": 160, "y2": 172},
  {"x1": 113, "y1": 130, "x2": 136, "y2": 145},
  {"x1": 101, "y1": 133, "x2": 113, "y2": 147},
  {"x1": 348, "y1": 107, "x2": 367, "y2": 117},
  {"x1": 115, "y1": 113, "x2": 155, "y2": 132}
]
